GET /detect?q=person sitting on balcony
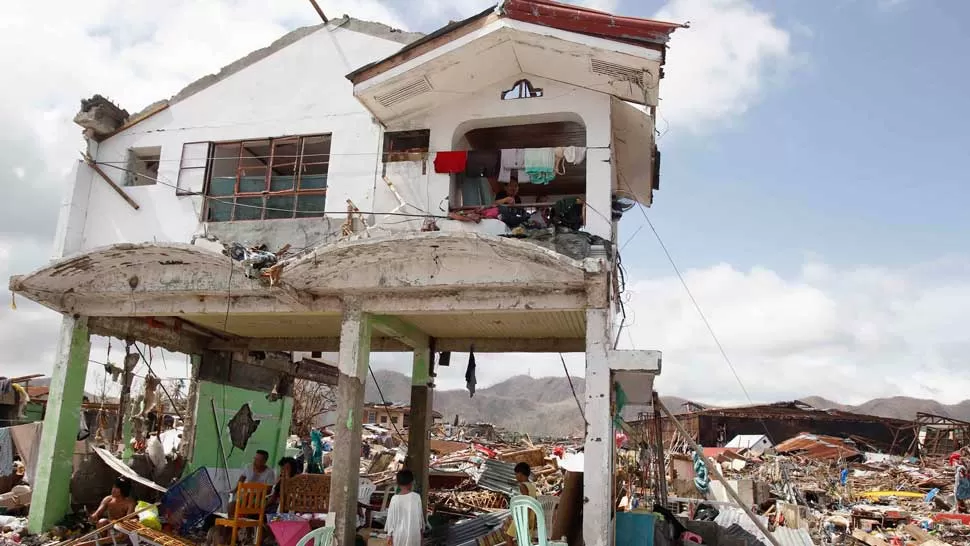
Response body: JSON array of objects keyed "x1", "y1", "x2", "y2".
[{"x1": 495, "y1": 180, "x2": 522, "y2": 205}]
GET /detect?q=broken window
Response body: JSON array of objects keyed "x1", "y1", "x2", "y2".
[
  {"x1": 391, "y1": 416, "x2": 399, "y2": 425},
  {"x1": 380, "y1": 415, "x2": 388, "y2": 424},
  {"x1": 383, "y1": 130, "x2": 430, "y2": 162},
  {"x1": 501, "y1": 79, "x2": 543, "y2": 100},
  {"x1": 203, "y1": 134, "x2": 331, "y2": 222},
  {"x1": 367, "y1": 411, "x2": 377, "y2": 424},
  {"x1": 403, "y1": 413, "x2": 410, "y2": 428},
  {"x1": 125, "y1": 147, "x2": 161, "y2": 186}
]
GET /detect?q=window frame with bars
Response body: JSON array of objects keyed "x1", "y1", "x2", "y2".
[{"x1": 199, "y1": 133, "x2": 332, "y2": 222}]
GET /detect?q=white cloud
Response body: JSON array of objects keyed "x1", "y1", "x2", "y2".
[{"x1": 654, "y1": 0, "x2": 794, "y2": 133}]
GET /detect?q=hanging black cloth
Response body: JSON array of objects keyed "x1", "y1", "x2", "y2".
[
  {"x1": 227, "y1": 403, "x2": 261, "y2": 451},
  {"x1": 465, "y1": 349, "x2": 477, "y2": 398}
]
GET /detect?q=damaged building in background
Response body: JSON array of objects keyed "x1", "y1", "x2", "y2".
[
  {"x1": 658, "y1": 400, "x2": 918, "y2": 455},
  {"x1": 7, "y1": 1, "x2": 685, "y2": 545}
]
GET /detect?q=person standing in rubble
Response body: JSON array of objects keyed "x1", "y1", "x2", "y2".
[
  {"x1": 386, "y1": 469, "x2": 424, "y2": 546},
  {"x1": 504, "y1": 462, "x2": 539, "y2": 546},
  {"x1": 955, "y1": 454, "x2": 970, "y2": 513}
]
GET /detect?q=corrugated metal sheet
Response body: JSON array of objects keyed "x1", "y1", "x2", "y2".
[
  {"x1": 477, "y1": 459, "x2": 519, "y2": 495},
  {"x1": 714, "y1": 507, "x2": 814, "y2": 546},
  {"x1": 426, "y1": 510, "x2": 510, "y2": 546},
  {"x1": 775, "y1": 433, "x2": 861, "y2": 461}
]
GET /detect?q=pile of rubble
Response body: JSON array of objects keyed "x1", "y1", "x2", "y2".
[{"x1": 668, "y1": 433, "x2": 970, "y2": 546}]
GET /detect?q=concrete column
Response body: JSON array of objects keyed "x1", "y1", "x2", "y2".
[
  {"x1": 28, "y1": 316, "x2": 92, "y2": 534},
  {"x1": 584, "y1": 147, "x2": 613, "y2": 241},
  {"x1": 406, "y1": 346, "x2": 433, "y2": 510},
  {"x1": 328, "y1": 309, "x2": 372, "y2": 546},
  {"x1": 179, "y1": 354, "x2": 202, "y2": 462},
  {"x1": 583, "y1": 309, "x2": 613, "y2": 546}
]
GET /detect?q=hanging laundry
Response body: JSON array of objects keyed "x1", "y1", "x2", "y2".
[
  {"x1": 0, "y1": 428, "x2": 13, "y2": 477},
  {"x1": 9, "y1": 422, "x2": 41, "y2": 485},
  {"x1": 465, "y1": 349, "x2": 477, "y2": 398},
  {"x1": 0, "y1": 378, "x2": 11, "y2": 395},
  {"x1": 524, "y1": 148, "x2": 556, "y2": 185},
  {"x1": 562, "y1": 146, "x2": 586, "y2": 165},
  {"x1": 464, "y1": 150, "x2": 500, "y2": 178},
  {"x1": 433, "y1": 151, "x2": 468, "y2": 174},
  {"x1": 498, "y1": 149, "x2": 530, "y2": 183}
]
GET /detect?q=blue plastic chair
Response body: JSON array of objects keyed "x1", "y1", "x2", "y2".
[
  {"x1": 295, "y1": 526, "x2": 335, "y2": 546},
  {"x1": 510, "y1": 495, "x2": 548, "y2": 546}
]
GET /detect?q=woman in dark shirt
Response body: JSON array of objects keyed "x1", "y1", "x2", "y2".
[{"x1": 495, "y1": 180, "x2": 522, "y2": 205}]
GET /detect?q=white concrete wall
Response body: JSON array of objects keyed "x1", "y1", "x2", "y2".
[
  {"x1": 70, "y1": 30, "x2": 619, "y2": 254},
  {"x1": 74, "y1": 23, "x2": 406, "y2": 254}
]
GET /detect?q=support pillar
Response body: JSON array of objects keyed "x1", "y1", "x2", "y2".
[
  {"x1": 583, "y1": 309, "x2": 613, "y2": 546},
  {"x1": 179, "y1": 354, "x2": 202, "y2": 462},
  {"x1": 328, "y1": 309, "x2": 371, "y2": 546},
  {"x1": 28, "y1": 316, "x2": 92, "y2": 534},
  {"x1": 406, "y1": 345, "x2": 433, "y2": 511}
]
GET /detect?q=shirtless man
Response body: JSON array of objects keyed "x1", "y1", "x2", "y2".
[{"x1": 90, "y1": 477, "x2": 136, "y2": 527}]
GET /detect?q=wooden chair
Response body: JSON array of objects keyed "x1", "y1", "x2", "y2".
[{"x1": 215, "y1": 482, "x2": 270, "y2": 546}]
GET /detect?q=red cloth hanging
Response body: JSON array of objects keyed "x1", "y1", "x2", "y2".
[{"x1": 434, "y1": 151, "x2": 468, "y2": 173}]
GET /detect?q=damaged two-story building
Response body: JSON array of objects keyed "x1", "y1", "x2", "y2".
[{"x1": 9, "y1": 1, "x2": 684, "y2": 544}]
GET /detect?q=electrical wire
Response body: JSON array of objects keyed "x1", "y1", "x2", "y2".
[
  {"x1": 367, "y1": 365, "x2": 408, "y2": 447},
  {"x1": 560, "y1": 353, "x2": 587, "y2": 426}
]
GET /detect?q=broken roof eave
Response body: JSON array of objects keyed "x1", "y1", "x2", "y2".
[
  {"x1": 347, "y1": 0, "x2": 684, "y2": 86},
  {"x1": 9, "y1": 232, "x2": 596, "y2": 319}
]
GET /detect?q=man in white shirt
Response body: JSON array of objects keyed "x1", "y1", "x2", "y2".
[
  {"x1": 239, "y1": 449, "x2": 276, "y2": 486},
  {"x1": 385, "y1": 470, "x2": 424, "y2": 546},
  {"x1": 229, "y1": 449, "x2": 276, "y2": 515}
]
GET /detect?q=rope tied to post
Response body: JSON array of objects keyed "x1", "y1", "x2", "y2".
[{"x1": 693, "y1": 450, "x2": 710, "y2": 494}]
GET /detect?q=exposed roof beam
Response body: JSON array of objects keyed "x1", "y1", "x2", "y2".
[
  {"x1": 207, "y1": 336, "x2": 585, "y2": 353},
  {"x1": 370, "y1": 315, "x2": 429, "y2": 349}
]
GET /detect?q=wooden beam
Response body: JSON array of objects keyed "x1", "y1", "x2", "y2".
[
  {"x1": 370, "y1": 315, "x2": 429, "y2": 349},
  {"x1": 207, "y1": 336, "x2": 585, "y2": 353},
  {"x1": 82, "y1": 153, "x2": 140, "y2": 210},
  {"x1": 308, "y1": 0, "x2": 328, "y2": 23}
]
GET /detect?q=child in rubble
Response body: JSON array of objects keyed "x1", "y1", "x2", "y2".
[
  {"x1": 504, "y1": 462, "x2": 539, "y2": 546},
  {"x1": 90, "y1": 477, "x2": 136, "y2": 527},
  {"x1": 386, "y1": 469, "x2": 424, "y2": 546}
]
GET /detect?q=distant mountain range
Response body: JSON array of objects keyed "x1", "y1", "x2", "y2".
[{"x1": 363, "y1": 371, "x2": 970, "y2": 436}]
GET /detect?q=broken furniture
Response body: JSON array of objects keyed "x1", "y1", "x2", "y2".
[
  {"x1": 280, "y1": 473, "x2": 331, "y2": 526},
  {"x1": 115, "y1": 519, "x2": 196, "y2": 546},
  {"x1": 214, "y1": 482, "x2": 270, "y2": 546}
]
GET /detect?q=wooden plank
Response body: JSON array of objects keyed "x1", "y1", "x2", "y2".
[
  {"x1": 82, "y1": 153, "x2": 140, "y2": 210},
  {"x1": 902, "y1": 524, "x2": 933, "y2": 545}
]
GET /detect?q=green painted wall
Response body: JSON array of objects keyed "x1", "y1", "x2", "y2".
[{"x1": 191, "y1": 381, "x2": 293, "y2": 471}]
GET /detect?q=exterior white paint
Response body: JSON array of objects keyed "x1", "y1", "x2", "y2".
[
  {"x1": 60, "y1": 19, "x2": 658, "y2": 258},
  {"x1": 65, "y1": 22, "x2": 408, "y2": 257}
]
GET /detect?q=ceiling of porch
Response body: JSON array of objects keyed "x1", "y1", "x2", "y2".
[
  {"x1": 182, "y1": 309, "x2": 584, "y2": 341},
  {"x1": 352, "y1": 23, "x2": 662, "y2": 124}
]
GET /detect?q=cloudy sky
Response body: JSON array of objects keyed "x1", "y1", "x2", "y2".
[{"x1": 1, "y1": 0, "x2": 968, "y2": 406}]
